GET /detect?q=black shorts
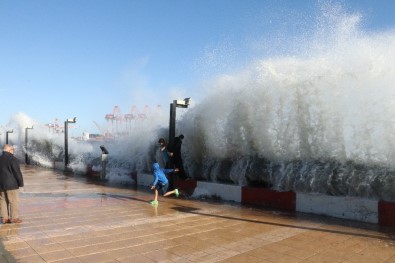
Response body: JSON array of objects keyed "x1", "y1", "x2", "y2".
[{"x1": 155, "y1": 183, "x2": 169, "y2": 195}]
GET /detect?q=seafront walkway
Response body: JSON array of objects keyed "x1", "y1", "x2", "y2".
[{"x1": 0, "y1": 165, "x2": 394, "y2": 263}]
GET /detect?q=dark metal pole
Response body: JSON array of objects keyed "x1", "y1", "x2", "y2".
[
  {"x1": 25, "y1": 127, "x2": 33, "y2": 164},
  {"x1": 6, "y1": 130, "x2": 13, "y2": 144},
  {"x1": 25, "y1": 128, "x2": 28, "y2": 164},
  {"x1": 64, "y1": 121, "x2": 68, "y2": 170},
  {"x1": 63, "y1": 117, "x2": 76, "y2": 172},
  {"x1": 169, "y1": 100, "x2": 176, "y2": 147}
]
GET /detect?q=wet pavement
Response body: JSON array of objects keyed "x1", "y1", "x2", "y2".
[{"x1": 0, "y1": 165, "x2": 394, "y2": 263}]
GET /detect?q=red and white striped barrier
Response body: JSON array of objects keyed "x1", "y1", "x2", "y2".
[{"x1": 135, "y1": 174, "x2": 395, "y2": 226}]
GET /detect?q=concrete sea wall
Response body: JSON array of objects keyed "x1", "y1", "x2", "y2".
[{"x1": 135, "y1": 173, "x2": 395, "y2": 227}]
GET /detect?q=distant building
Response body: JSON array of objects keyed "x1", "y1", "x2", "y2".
[
  {"x1": 89, "y1": 134, "x2": 104, "y2": 141},
  {"x1": 82, "y1": 131, "x2": 90, "y2": 141}
]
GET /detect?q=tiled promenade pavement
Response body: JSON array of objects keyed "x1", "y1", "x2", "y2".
[{"x1": 0, "y1": 166, "x2": 394, "y2": 263}]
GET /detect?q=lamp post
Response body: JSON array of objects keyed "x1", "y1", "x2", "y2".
[
  {"x1": 6, "y1": 130, "x2": 13, "y2": 144},
  {"x1": 64, "y1": 117, "x2": 77, "y2": 171},
  {"x1": 25, "y1": 126, "x2": 33, "y2": 164},
  {"x1": 169, "y1": 98, "x2": 190, "y2": 147}
]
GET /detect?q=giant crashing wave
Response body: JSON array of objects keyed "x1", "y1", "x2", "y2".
[{"x1": 177, "y1": 5, "x2": 395, "y2": 201}]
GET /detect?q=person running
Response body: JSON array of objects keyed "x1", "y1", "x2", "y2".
[{"x1": 149, "y1": 162, "x2": 179, "y2": 207}]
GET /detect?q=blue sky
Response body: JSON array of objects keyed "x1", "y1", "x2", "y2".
[{"x1": 1, "y1": 0, "x2": 395, "y2": 136}]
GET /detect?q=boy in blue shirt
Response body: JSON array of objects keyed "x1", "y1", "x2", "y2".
[{"x1": 150, "y1": 162, "x2": 179, "y2": 206}]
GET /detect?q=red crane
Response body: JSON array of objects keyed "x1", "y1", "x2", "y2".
[
  {"x1": 124, "y1": 105, "x2": 138, "y2": 131},
  {"x1": 105, "y1": 106, "x2": 123, "y2": 134},
  {"x1": 138, "y1": 105, "x2": 150, "y2": 121},
  {"x1": 45, "y1": 118, "x2": 64, "y2": 133}
]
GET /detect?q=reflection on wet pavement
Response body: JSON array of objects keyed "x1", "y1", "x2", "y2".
[{"x1": 0, "y1": 165, "x2": 394, "y2": 262}]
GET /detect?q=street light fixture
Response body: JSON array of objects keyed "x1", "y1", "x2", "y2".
[
  {"x1": 6, "y1": 130, "x2": 13, "y2": 144},
  {"x1": 64, "y1": 117, "x2": 77, "y2": 171},
  {"x1": 169, "y1": 98, "x2": 191, "y2": 147},
  {"x1": 25, "y1": 126, "x2": 34, "y2": 164},
  {"x1": 175, "y1": 97, "x2": 191, "y2": 108}
]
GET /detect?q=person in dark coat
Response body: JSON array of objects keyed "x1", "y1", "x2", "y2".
[
  {"x1": 171, "y1": 134, "x2": 186, "y2": 179},
  {"x1": 158, "y1": 138, "x2": 172, "y2": 169},
  {"x1": 0, "y1": 144, "x2": 24, "y2": 224}
]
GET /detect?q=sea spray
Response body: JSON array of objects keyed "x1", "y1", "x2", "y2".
[{"x1": 178, "y1": 4, "x2": 395, "y2": 200}]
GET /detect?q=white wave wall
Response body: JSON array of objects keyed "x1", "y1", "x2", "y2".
[{"x1": 178, "y1": 5, "x2": 395, "y2": 199}]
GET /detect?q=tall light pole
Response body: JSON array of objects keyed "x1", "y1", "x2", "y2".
[
  {"x1": 6, "y1": 130, "x2": 13, "y2": 144},
  {"x1": 64, "y1": 117, "x2": 77, "y2": 171},
  {"x1": 25, "y1": 126, "x2": 33, "y2": 164},
  {"x1": 169, "y1": 98, "x2": 190, "y2": 147}
]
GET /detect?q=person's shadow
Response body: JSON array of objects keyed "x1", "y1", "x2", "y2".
[{"x1": 0, "y1": 228, "x2": 18, "y2": 262}]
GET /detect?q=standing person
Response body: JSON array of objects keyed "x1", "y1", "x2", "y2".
[
  {"x1": 172, "y1": 134, "x2": 186, "y2": 178},
  {"x1": 149, "y1": 162, "x2": 179, "y2": 207},
  {"x1": 0, "y1": 144, "x2": 24, "y2": 224},
  {"x1": 158, "y1": 138, "x2": 176, "y2": 190},
  {"x1": 158, "y1": 138, "x2": 173, "y2": 169},
  {"x1": 99, "y1": 145, "x2": 109, "y2": 180}
]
